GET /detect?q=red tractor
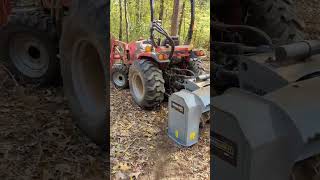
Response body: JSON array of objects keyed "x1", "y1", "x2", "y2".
[
  {"x1": 110, "y1": 0, "x2": 207, "y2": 108},
  {"x1": 0, "y1": 0, "x2": 108, "y2": 149}
]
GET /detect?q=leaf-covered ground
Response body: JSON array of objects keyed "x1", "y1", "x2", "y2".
[
  {"x1": 110, "y1": 61, "x2": 210, "y2": 180},
  {"x1": 296, "y1": 0, "x2": 320, "y2": 39},
  {"x1": 0, "y1": 65, "x2": 108, "y2": 179}
]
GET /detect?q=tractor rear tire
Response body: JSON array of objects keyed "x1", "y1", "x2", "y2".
[
  {"x1": 129, "y1": 60, "x2": 165, "y2": 109},
  {"x1": 111, "y1": 64, "x2": 129, "y2": 89},
  {"x1": 188, "y1": 58, "x2": 206, "y2": 76},
  {"x1": 0, "y1": 10, "x2": 59, "y2": 85},
  {"x1": 246, "y1": 0, "x2": 305, "y2": 45},
  {"x1": 291, "y1": 157, "x2": 320, "y2": 180},
  {"x1": 59, "y1": 0, "x2": 108, "y2": 149}
]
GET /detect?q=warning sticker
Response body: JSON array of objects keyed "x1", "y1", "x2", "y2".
[
  {"x1": 212, "y1": 132, "x2": 238, "y2": 167},
  {"x1": 171, "y1": 101, "x2": 184, "y2": 114}
]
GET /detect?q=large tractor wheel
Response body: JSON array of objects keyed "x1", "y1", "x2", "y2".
[
  {"x1": 0, "y1": 11, "x2": 59, "y2": 85},
  {"x1": 111, "y1": 64, "x2": 129, "y2": 89},
  {"x1": 188, "y1": 58, "x2": 206, "y2": 76},
  {"x1": 59, "y1": 0, "x2": 108, "y2": 149},
  {"x1": 129, "y1": 60, "x2": 165, "y2": 109},
  {"x1": 214, "y1": 0, "x2": 305, "y2": 45},
  {"x1": 290, "y1": 157, "x2": 320, "y2": 180},
  {"x1": 245, "y1": 0, "x2": 305, "y2": 45}
]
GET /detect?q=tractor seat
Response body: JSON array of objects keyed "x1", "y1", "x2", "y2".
[
  {"x1": 113, "y1": 54, "x2": 121, "y2": 59},
  {"x1": 161, "y1": 36, "x2": 180, "y2": 46}
]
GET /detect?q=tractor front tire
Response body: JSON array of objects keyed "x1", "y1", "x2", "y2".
[
  {"x1": 0, "y1": 11, "x2": 59, "y2": 85},
  {"x1": 111, "y1": 64, "x2": 129, "y2": 89},
  {"x1": 59, "y1": 0, "x2": 108, "y2": 149},
  {"x1": 129, "y1": 60, "x2": 165, "y2": 109}
]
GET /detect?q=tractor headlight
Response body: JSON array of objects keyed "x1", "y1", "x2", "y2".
[
  {"x1": 145, "y1": 45, "x2": 152, "y2": 52},
  {"x1": 195, "y1": 50, "x2": 205, "y2": 56},
  {"x1": 158, "y1": 53, "x2": 168, "y2": 60}
]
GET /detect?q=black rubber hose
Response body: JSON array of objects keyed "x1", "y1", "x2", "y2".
[
  {"x1": 149, "y1": 0, "x2": 175, "y2": 59},
  {"x1": 213, "y1": 41, "x2": 272, "y2": 54},
  {"x1": 213, "y1": 22, "x2": 273, "y2": 46},
  {"x1": 152, "y1": 23, "x2": 175, "y2": 59}
]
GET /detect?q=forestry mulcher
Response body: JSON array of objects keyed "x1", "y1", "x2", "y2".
[
  {"x1": 110, "y1": 0, "x2": 210, "y2": 146},
  {"x1": 213, "y1": 0, "x2": 320, "y2": 180},
  {"x1": 0, "y1": 0, "x2": 108, "y2": 149}
]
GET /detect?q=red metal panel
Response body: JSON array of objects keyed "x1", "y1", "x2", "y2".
[
  {"x1": 110, "y1": 39, "x2": 130, "y2": 68},
  {"x1": 127, "y1": 41, "x2": 137, "y2": 64}
]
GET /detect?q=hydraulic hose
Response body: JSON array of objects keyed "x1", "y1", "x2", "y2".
[{"x1": 213, "y1": 22, "x2": 273, "y2": 46}]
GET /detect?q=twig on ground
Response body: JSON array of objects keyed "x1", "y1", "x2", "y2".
[
  {"x1": 123, "y1": 138, "x2": 137, "y2": 153},
  {"x1": 0, "y1": 64, "x2": 19, "y2": 87},
  {"x1": 0, "y1": 74, "x2": 9, "y2": 89}
]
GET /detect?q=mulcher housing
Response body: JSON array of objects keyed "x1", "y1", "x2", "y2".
[
  {"x1": 212, "y1": 40, "x2": 320, "y2": 179},
  {"x1": 213, "y1": 0, "x2": 320, "y2": 178}
]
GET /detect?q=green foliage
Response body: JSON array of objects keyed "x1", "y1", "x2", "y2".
[{"x1": 110, "y1": 0, "x2": 210, "y2": 49}]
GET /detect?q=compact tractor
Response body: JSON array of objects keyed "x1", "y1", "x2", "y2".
[
  {"x1": 212, "y1": 0, "x2": 320, "y2": 180},
  {"x1": 0, "y1": 0, "x2": 108, "y2": 149},
  {"x1": 110, "y1": 0, "x2": 210, "y2": 146}
]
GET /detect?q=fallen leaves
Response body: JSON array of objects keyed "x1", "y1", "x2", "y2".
[
  {"x1": 113, "y1": 162, "x2": 131, "y2": 172},
  {"x1": 0, "y1": 66, "x2": 107, "y2": 179}
]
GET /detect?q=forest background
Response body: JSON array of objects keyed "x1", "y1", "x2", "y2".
[{"x1": 110, "y1": 0, "x2": 210, "y2": 50}]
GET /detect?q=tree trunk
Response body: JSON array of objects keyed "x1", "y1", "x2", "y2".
[
  {"x1": 119, "y1": 0, "x2": 123, "y2": 41},
  {"x1": 136, "y1": 0, "x2": 140, "y2": 25},
  {"x1": 159, "y1": 0, "x2": 164, "y2": 21},
  {"x1": 124, "y1": 0, "x2": 129, "y2": 42},
  {"x1": 163, "y1": 8, "x2": 168, "y2": 29},
  {"x1": 185, "y1": 0, "x2": 195, "y2": 45},
  {"x1": 178, "y1": 1, "x2": 186, "y2": 36},
  {"x1": 170, "y1": 0, "x2": 180, "y2": 36}
]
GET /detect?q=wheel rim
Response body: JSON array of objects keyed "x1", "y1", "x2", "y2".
[
  {"x1": 112, "y1": 71, "x2": 126, "y2": 87},
  {"x1": 72, "y1": 39, "x2": 105, "y2": 116},
  {"x1": 9, "y1": 33, "x2": 49, "y2": 78},
  {"x1": 131, "y1": 73, "x2": 144, "y2": 102}
]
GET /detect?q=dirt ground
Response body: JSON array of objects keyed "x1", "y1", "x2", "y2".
[
  {"x1": 296, "y1": 0, "x2": 320, "y2": 39},
  {"x1": 0, "y1": 65, "x2": 108, "y2": 179},
  {"x1": 0, "y1": 1, "x2": 319, "y2": 180}
]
